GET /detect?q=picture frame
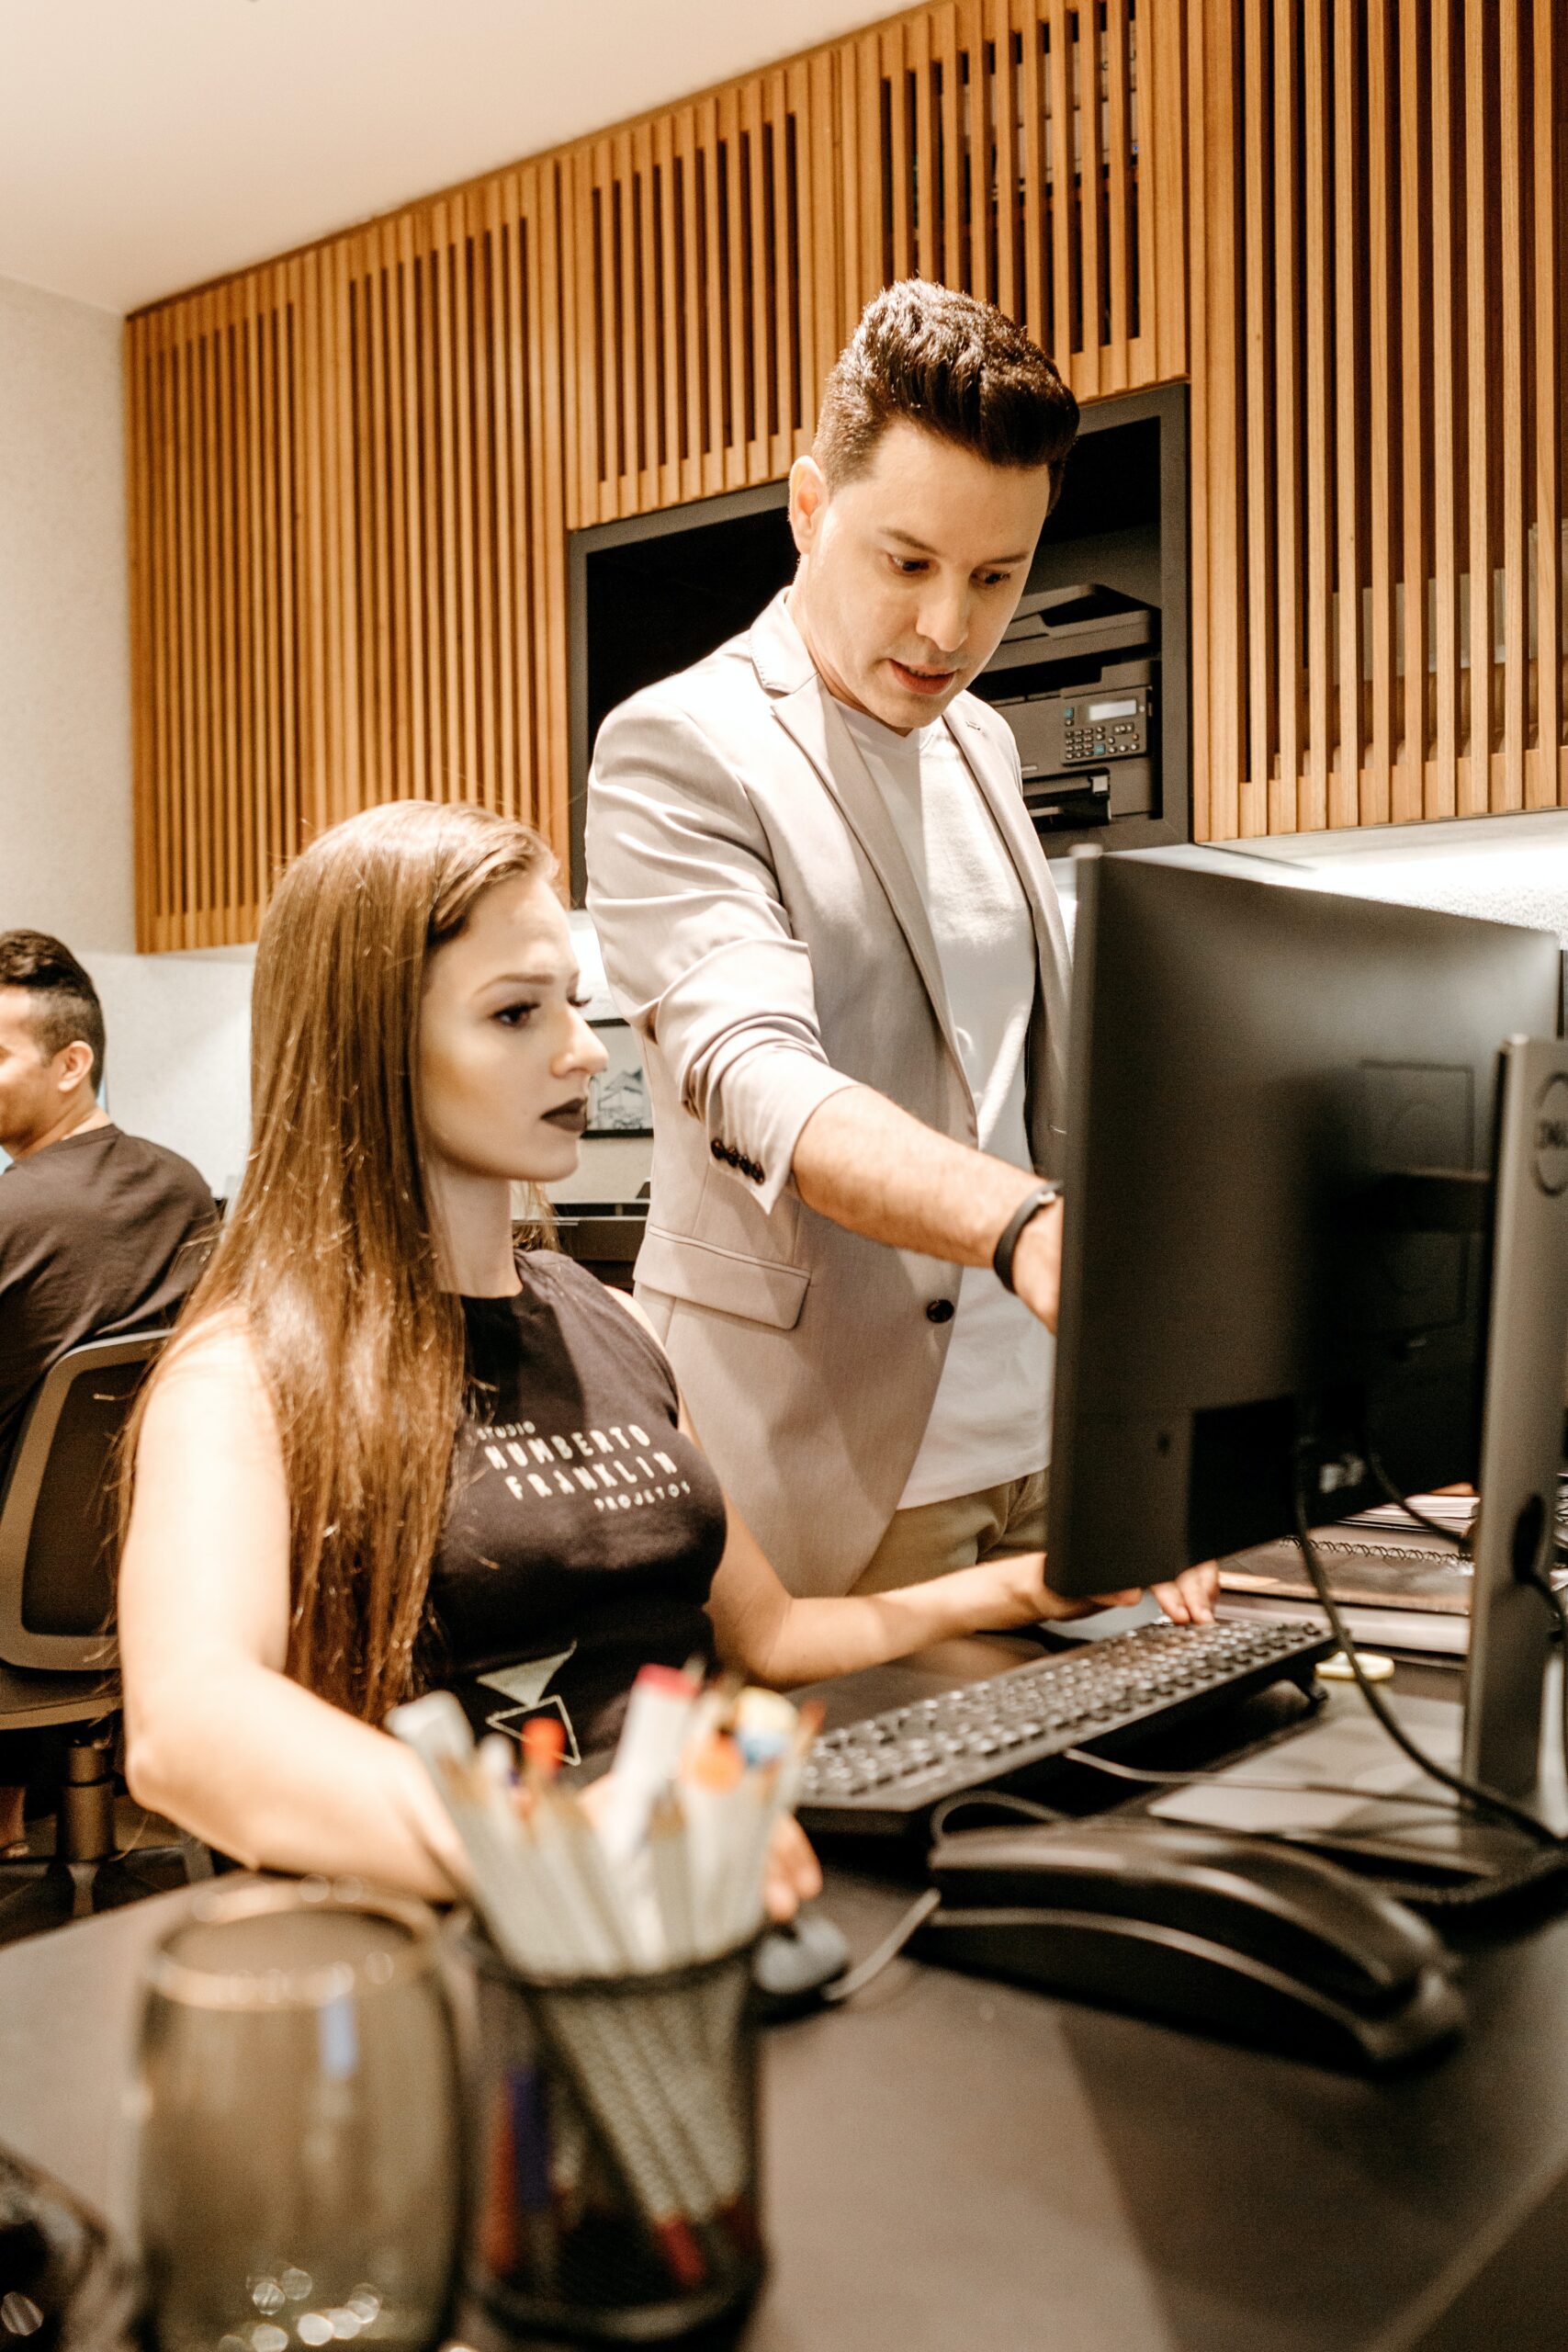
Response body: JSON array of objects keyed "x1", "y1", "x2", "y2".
[{"x1": 584, "y1": 1021, "x2": 652, "y2": 1137}]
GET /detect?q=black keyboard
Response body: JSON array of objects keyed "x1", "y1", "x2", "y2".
[{"x1": 796, "y1": 1615, "x2": 1337, "y2": 1835}]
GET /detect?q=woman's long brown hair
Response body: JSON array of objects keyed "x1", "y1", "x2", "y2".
[{"x1": 128, "y1": 800, "x2": 556, "y2": 1723}]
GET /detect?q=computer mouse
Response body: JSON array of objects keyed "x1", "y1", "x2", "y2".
[
  {"x1": 750, "y1": 1905, "x2": 852, "y2": 2022},
  {"x1": 919, "y1": 1815, "x2": 1463, "y2": 2070}
]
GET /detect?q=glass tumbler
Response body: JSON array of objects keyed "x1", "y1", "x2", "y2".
[{"x1": 131, "y1": 1879, "x2": 464, "y2": 2352}]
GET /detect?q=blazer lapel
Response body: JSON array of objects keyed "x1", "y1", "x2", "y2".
[{"x1": 755, "y1": 597, "x2": 972, "y2": 1098}]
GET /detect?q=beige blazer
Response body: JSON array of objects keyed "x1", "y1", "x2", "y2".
[{"x1": 585, "y1": 591, "x2": 1072, "y2": 1597}]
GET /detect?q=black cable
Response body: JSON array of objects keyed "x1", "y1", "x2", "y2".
[
  {"x1": 1361, "y1": 1449, "x2": 1479, "y2": 1554},
  {"x1": 930, "y1": 1790, "x2": 1066, "y2": 1839},
  {"x1": 1292, "y1": 1442, "x2": 1558, "y2": 1847},
  {"x1": 821, "y1": 1888, "x2": 941, "y2": 2005},
  {"x1": 1058, "y1": 1745, "x2": 1500, "y2": 1823},
  {"x1": 1366, "y1": 1446, "x2": 1568, "y2": 1798}
]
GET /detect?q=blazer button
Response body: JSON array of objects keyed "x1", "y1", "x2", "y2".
[{"x1": 926, "y1": 1298, "x2": 955, "y2": 1325}]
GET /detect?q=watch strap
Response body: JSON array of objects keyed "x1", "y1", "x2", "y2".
[{"x1": 992, "y1": 1182, "x2": 1062, "y2": 1295}]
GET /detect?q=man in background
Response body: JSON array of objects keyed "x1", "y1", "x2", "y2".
[{"x1": 0, "y1": 930, "x2": 215, "y2": 1854}]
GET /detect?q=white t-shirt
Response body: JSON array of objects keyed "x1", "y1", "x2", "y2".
[{"x1": 837, "y1": 702, "x2": 1054, "y2": 1510}]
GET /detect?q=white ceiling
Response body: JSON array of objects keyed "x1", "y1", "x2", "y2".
[{"x1": 1, "y1": 0, "x2": 895, "y2": 317}]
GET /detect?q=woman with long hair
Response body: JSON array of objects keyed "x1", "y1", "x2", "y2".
[{"x1": 119, "y1": 801, "x2": 1213, "y2": 1903}]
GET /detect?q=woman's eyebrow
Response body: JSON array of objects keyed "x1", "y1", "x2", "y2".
[{"x1": 483, "y1": 968, "x2": 581, "y2": 992}]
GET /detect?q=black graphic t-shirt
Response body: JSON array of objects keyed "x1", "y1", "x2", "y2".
[{"x1": 428, "y1": 1251, "x2": 728, "y2": 1759}]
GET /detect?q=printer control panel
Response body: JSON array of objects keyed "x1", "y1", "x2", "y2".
[{"x1": 1059, "y1": 685, "x2": 1154, "y2": 765}]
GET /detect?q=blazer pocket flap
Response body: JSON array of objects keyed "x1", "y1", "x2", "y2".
[{"x1": 637, "y1": 1229, "x2": 810, "y2": 1331}]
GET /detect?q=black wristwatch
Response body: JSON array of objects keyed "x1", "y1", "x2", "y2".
[{"x1": 992, "y1": 1182, "x2": 1063, "y2": 1295}]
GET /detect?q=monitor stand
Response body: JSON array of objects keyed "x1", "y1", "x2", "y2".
[{"x1": 1158, "y1": 1035, "x2": 1568, "y2": 1882}]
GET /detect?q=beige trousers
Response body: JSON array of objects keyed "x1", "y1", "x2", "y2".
[{"x1": 849, "y1": 1466, "x2": 1050, "y2": 1595}]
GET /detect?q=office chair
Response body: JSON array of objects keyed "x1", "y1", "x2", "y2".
[{"x1": 0, "y1": 1333, "x2": 208, "y2": 1941}]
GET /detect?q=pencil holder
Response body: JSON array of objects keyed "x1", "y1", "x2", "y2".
[{"x1": 461, "y1": 1930, "x2": 765, "y2": 2347}]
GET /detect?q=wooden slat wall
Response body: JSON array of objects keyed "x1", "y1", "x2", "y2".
[
  {"x1": 125, "y1": 0, "x2": 1181, "y2": 945},
  {"x1": 1189, "y1": 0, "x2": 1568, "y2": 842},
  {"x1": 127, "y1": 0, "x2": 1568, "y2": 943},
  {"x1": 128, "y1": 171, "x2": 570, "y2": 946}
]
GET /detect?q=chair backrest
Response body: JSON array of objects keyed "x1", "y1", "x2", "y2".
[{"x1": 0, "y1": 1333, "x2": 165, "y2": 1672}]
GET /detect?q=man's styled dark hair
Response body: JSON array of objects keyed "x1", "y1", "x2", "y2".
[
  {"x1": 815, "y1": 280, "x2": 1080, "y2": 504},
  {"x1": 0, "y1": 931, "x2": 106, "y2": 1090}
]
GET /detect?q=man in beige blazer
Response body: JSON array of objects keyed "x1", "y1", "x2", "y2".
[{"x1": 588, "y1": 282, "x2": 1213, "y2": 1623}]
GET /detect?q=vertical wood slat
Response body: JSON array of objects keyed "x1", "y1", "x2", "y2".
[
  {"x1": 653, "y1": 111, "x2": 682, "y2": 510},
  {"x1": 1019, "y1": 0, "x2": 1045, "y2": 346},
  {"x1": 1196, "y1": 0, "x2": 1243, "y2": 841},
  {"x1": 991, "y1": 0, "x2": 1019, "y2": 322},
  {"x1": 384, "y1": 219, "x2": 412, "y2": 808},
  {"x1": 1148, "y1": 0, "x2": 1188, "y2": 382},
  {"x1": 1393, "y1": 0, "x2": 1427, "y2": 823},
  {"x1": 741, "y1": 74, "x2": 770, "y2": 484},
  {"x1": 491, "y1": 179, "x2": 520, "y2": 820},
  {"x1": 1330, "y1": 0, "x2": 1362, "y2": 828},
  {"x1": 1533, "y1": 0, "x2": 1562, "y2": 809},
  {"x1": 1240, "y1": 0, "x2": 1271, "y2": 840},
  {"x1": 1497, "y1": 0, "x2": 1527, "y2": 816},
  {"x1": 1045, "y1": 4, "x2": 1074, "y2": 383},
  {"x1": 124, "y1": 318, "x2": 154, "y2": 945},
  {"x1": 1301, "y1": 2, "x2": 1331, "y2": 834},
  {"x1": 1270, "y1": 0, "x2": 1301, "y2": 834},
  {"x1": 1102, "y1": 0, "x2": 1131, "y2": 386},
  {"x1": 1363, "y1": 0, "x2": 1395, "y2": 829},
  {"x1": 1461, "y1": 0, "x2": 1493, "y2": 816},
  {"x1": 961, "y1": 0, "x2": 988, "y2": 300},
  {"x1": 532, "y1": 160, "x2": 570, "y2": 856},
  {"x1": 1428, "y1": 0, "x2": 1460, "y2": 818},
  {"x1": 469, "y1": 194, "x2": 499, "y2": 811},
  {"x1": 935, "y1": 6, "x2": 962, "y2": 300},
  {"x1": 1076, "y1": 0, "x2": 1104, "y2": 399},
  {"x1": 909, "y1": 7, "x2": 936, "y2": 287},
  {"x1": 675, "y1": 107, "x2": 704, "y2": 504}
]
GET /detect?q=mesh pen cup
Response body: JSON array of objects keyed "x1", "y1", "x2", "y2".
[{"x1": 463, "y1": 1933, "x2": 765, "y2": 2346}]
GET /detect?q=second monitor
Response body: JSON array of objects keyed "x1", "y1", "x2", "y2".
[{"x1": 1048, "y1": 853, "x2": 1564, "y2": 1592}]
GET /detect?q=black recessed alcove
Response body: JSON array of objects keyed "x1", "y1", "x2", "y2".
[{"x1": 567, "y1": 381, "x2": 1190, "y2": 899}]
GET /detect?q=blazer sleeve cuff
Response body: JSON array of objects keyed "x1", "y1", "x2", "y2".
[{"x1": 709, "y1": 1046, "x2": 862, "y2": 1216}]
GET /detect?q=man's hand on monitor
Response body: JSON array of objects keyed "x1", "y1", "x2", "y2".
[
  {"x1": 1147, "y1": 1561, "x2": 1220, "y2": 1626},
  {"x1": 1008, "y1": 1194, "x2": 1064, "y2": 1331},
  {"x1": 976, "y1": 1553, "x2": 1145, "y2": 1627}
]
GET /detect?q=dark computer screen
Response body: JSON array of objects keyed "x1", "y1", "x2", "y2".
[{"x1": 1047, "y1": 854, "x2": 1562, "y2": 1596}]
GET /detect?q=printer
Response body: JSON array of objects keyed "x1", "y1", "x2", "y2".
[{"x1": 971, "y1": 582, "x2": 1162, "y2": 850}]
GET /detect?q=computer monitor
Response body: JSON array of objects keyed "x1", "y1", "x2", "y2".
[{"x1": 1047, "y1": 854, "x2": 1568, "y2": 1791}]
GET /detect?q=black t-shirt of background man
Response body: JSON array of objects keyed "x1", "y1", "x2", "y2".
[{"x1": 0, "y1": 1124, "x2": 216, "y2": 1486}]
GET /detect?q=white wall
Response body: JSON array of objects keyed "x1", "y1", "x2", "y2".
[
  {"x1": 0, "y1": 273, "x2": 134, "y2": 952},
  {"x1": 1052, "y1": 808, "x2": 1568, "y2": 956},
  {"x1": 0, "y1": 274, "x2": 265, "y2": 1192},
  {"x1": 85, "y1": 945, "x2": 254, "y2": 1198}
]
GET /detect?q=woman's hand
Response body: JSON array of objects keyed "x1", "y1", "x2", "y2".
[
  {"x1": 1147, "y1": 1560, "x2": 1221, "y2": 1624},
  {"x1": 975, "y1": 1552, "x2": 1221, "y2": 1630},
  {"x1": 763, "y1": 1811, "x2": 822, "y2": 1922},
  {"x1": 581, "y1": 1770, "x2": 821, "y2": 1924}
]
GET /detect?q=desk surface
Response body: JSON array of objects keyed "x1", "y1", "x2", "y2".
[{"x1": 5, "y1": 1661, "x2": 1568, "y2": 2352}]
